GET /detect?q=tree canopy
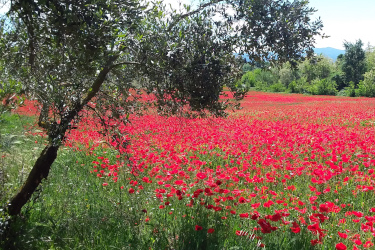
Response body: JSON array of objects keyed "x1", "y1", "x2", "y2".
[
  {"x1": 342, "y1": 39, "x2": 366, "y2": 86},
  {"x1": 0, "y1": 0, "x2": 324, "y2": 215}
]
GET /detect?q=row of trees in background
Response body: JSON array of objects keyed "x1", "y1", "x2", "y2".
[{"x1": 234, "y1": 40, "x2": 375, "y2": 97}]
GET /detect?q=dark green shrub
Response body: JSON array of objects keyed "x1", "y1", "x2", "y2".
[
  {"x1": 270, "y1": 82, "x2": 286, "y2": 92},
  {"x1": 356, "y1": 69, "x2": 375, "y2": 97},
  {"x1": 241, "y1": 70, "x2": 259, "y2": 88},
  {"x1": 310, "y1": 78, "x2": 337, "y2": 96},
  {"x1": 344, "y1": 82, "x2": 356, "y2": 97}
]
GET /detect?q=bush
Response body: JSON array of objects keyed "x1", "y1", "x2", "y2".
[
  {"x1": 344, "y1": 82, "x2": 356, "y2": 97},
  {"x1": 287, "y1": 77, "x2": 308, "y2": 94},
  {"x1": 309, "y1": 78, "x2": 337, "y2": 96},
  {"x1": 331, "y1": 71, "x2": 346, "y2": 90},
  {"x1": 256, "y1": 69, "x2": 278, "y2": 86},
  {"x1": 254, "y1": 81, "x2": 269, "y2": 91},
  {"x1": 356, "y1": 69, "x2": 375, "y2": 97},
  {"x1": 278, "y1": 63, "x2": 295, "y2": 87},
  {"x1": 241, "y1": 70, "x2": 258, "y2": 88},
  {"x1": 269, "y1": 82, "x2": 286, "y2": 92},
  {"x1": 287, "y1": 81, "x2": 298, "y2": 93}
]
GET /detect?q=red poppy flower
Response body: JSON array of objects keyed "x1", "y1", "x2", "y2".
[
  {"x1": 291, "y1": 227, "x2": 300, "y2": 233},
  {"x1": 270, "y1": 213, "x2": 282, "y2": 222},
  {"x1": 257, "y1": 219, "x2": 273, "y2": 234},
  {"x1": 239, "y1": 213, "x2": 249, "y2": 218},
  {"x1": 335, "y1": 243, "x2": 347, "y2": 250},
  {"x1": 364, "y1": 240, "x2": 374, "y2": 248},
  {"x1": 195, "y1": 225, "x2": 203, "y2": 231},
  {"x1": 251, "y1": 213, "x2": 259, "y2": 220},
  {"x1": 310, "y1": 239, "x2": 321, "y2": 246},
  {"x1": 338, "y1": 232, "x2": 347, "y2": 239},
  {"x1": 196, "y1": 173, "x2": 207, "y2": 180}
]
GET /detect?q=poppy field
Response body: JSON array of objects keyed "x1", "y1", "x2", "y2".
[{"x1": 3, "y1": 91, "x2": 375, "y2": 250}]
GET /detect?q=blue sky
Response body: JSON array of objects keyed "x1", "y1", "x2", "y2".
[{"x1": 309, "y1": 0, "x2": 375, "y2": 49}]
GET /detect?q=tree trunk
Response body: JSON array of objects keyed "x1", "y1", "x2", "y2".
[
  {"x1": 5, "y1": 63, "x2": 115, "y2": 216},
  {"x1": 7, "y1": 143, "x2": 59, "y2": 216}
]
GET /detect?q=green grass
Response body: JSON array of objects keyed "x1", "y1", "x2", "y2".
[
  {"x1": 1, "y1": 147, "x2": 232, "y2": 250},
  {"x1": 0, "y1": 113, "x2": 343, "y2": 250},
  {"x1": 0, "y1": 144, "x2": 320, "y2": 250},
  {"x1": 0, "y1": 113, "x2": 45, "y2": 204}
]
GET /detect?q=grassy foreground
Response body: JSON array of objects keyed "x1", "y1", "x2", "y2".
[{"x1": 2, "y1": 92, "x2": 375, "y2": 250}]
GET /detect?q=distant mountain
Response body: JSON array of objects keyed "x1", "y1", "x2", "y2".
[
  {"x1": 313, "y1": 47, "x2": 345, "y2": 61},
  {"x1": 236, "y1": 47, "x2": 345, "y2": 62}
]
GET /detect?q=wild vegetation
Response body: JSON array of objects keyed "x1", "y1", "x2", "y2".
[
  {"x1": 235, "y1": 40, "x2": 375, "y2": 97},
  {"x1": 2, "y1": 0, "x2": 375, "y2": 250},
  {"x1": 2, "y1": 92, "x2": 375, "y2": 250}
]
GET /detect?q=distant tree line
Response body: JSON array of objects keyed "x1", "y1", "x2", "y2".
[{"x1": 233, "y1": 40, "x2": 375, "y2": 97}]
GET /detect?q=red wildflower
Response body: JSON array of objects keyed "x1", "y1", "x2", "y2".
[
  {"x1": 335, "y1": 243, "x2": 347, "y2": 250},
  {"x1": 174, "y1": 180, "x2": 184, "y2": 185},
  {"x1": 195, "y1": 225, "x2": 203, "y2": 231},
  {"x1": 364, "y1": 240, "x2": 374, "y2": 248},
  {"x1": 319, "y1": 203, "x2": 329, "y2": 213},
  {"x1": 238, "y1": 196, "x2": 248, "y2": 203},
  {"x1": 353, "y1": 211, "x2": 363, "y2": 218},
  {"x1": 338, "y1": 231, "x2": 347, "y2": 239},
  {"x1": 307, "y1": 223, "x2": 320, "y2": 233},
  {"x1": 263, "y1": 200, "x2": 274, "y2": 208},
  {"x1": 310, "y1": 239, "x2": 321, "y2": 246},
  {"x1": 291, "y1": 221, "x2": 300, "y2": 233},
  {"x1": 309, "y1": 196, "x2": 318, "y2": 204},
  {"x1": 239, "y1": 213, "x2": 249, "y2": 218},
  {"x1": 251, "y1": 203, "x2": 261, "y2": 209},
  {"x1": 353, "y1": 239, "x2": 362, "y2": 245},
  {"x1": 291, "y1": 227, "x2": 300, "y2": 233},
  {"x1": 257, "y1": 219, "x2": 274, "y2": 234},
  {"x1": 251, "y1": 213, "x2": 259, "y2": 220},
  {"x1": 196, "y1": 173, "x2": 207, "y2": 180},
  {"x1": 270, "y1": 213, "x2": 282, "y2": 222}
]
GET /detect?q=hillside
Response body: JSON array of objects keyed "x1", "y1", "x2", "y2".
[
  {"x1": 313, "y1": 47, "x2": 345, "y2": 61},
  {"x1": 238, "y1": 47, "x2": 345, "y2": 62}
]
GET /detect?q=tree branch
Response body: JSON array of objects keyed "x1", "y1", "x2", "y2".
[
  {"x1": 81, "y1": 56, "x2": 120, "y2": 106},
  {"x1": 167, "y1": 0, "x2": 225, "y2": 32},
  {"x1": 110, "y1": 61, "x2": 141, "y2": 70}
]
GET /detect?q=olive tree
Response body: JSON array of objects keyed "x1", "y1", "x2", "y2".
[{"x1": 0, "y1": 0, "x2": 323, "y2": 215}]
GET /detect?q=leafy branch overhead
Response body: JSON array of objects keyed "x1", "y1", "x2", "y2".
[{"x1": 2, "y1": 0, "x2": 323, "y2": 119}]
